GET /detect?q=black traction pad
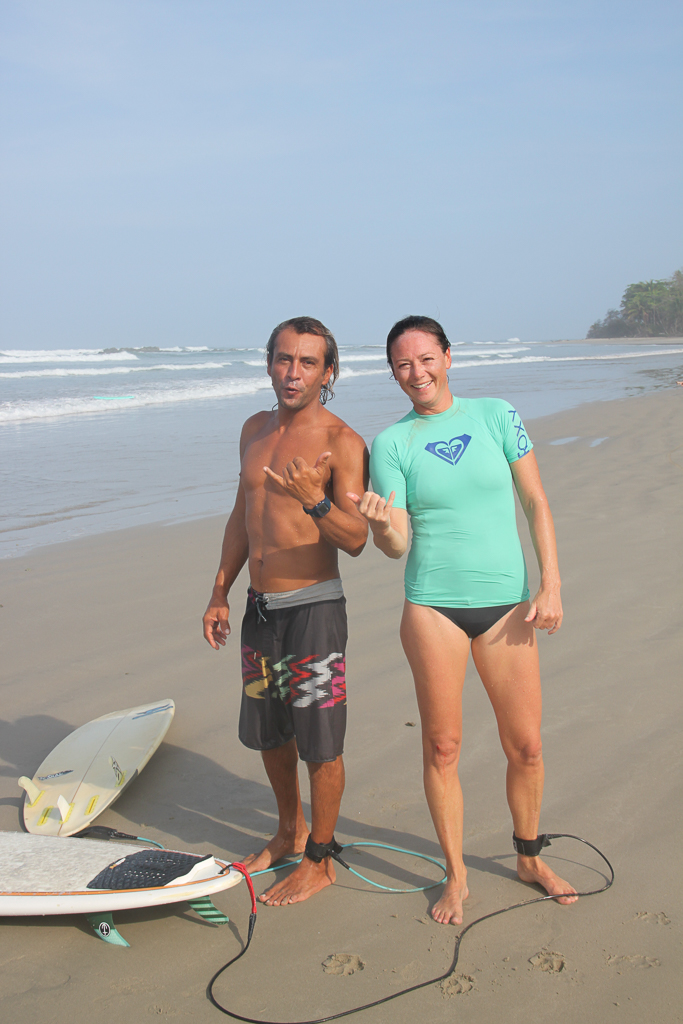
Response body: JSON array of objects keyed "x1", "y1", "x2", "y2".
[{"x1": 87, "y1": 850, "x2": 211, "y2": 890}]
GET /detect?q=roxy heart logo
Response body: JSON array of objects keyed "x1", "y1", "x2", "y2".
[{"x1": 425, "y1": 433, "x2": 471, "y2": 466}]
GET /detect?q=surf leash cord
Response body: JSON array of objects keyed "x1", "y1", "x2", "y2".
[
  {"x1": 207, "y1": 833, "x2": 614, "y2": 1024},
  {"x1": 74, "y1": 825, "x2": 165, "y2": 849}
]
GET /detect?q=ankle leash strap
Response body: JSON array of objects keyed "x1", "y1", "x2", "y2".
[
  {"x1": 512, "y1": 833, "x2": 552, "y2": 857},
  {"x1": 304, "y1": 834, "x2": 349, "y2": 868}
]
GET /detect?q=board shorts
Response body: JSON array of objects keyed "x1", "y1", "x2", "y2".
[{"x1": 238, "y1": 579, "x2": 348, "y2": 763}]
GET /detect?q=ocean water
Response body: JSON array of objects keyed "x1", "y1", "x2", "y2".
[{"x1": 2, "y1": 338, "x2": 682, "y2": 559}]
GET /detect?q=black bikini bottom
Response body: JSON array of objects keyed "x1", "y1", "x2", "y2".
[{"x1": 429, "y1": 602, "x2": 520, "y2": 639}]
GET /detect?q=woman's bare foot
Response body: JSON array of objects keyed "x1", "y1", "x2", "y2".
[
  {"x1": 517, "y1": 855, "x2": 578, "y2": 904},
  {"x1": 258, "y1": 855, "x2": 336, "y2": 905},
  {"x1": 241, "y1": 829, "x2": 308, "y2": 874},
  {"x1": 431, "y1": 876, "x2": 469, "y2": 925}
]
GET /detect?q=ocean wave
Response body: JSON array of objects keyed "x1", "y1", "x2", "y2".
[
  {"x1": 156, "y1": 346, "x2": 212, "y2": 353},
  {"x1": 338, "y1": 367, "x2": 388, "y2": 379},
  {"x1": 0, "y1": 348, "x2": 139, "y2": 364},
  {"x1": 343, "y1": 347, "x2": 683, "y2": 377},
  {"x1": 0, "y1": 377, "x2": 274, "y2": 423},
  {"x1": 340, "y1": 354, "x2": 387, "y2": 362},
  {"x1": 0, "y1": 361, "x2": 233, "y2": 379},
  {"x1": 449, "y1": 348, "x2": 683, "y2": 368},
  {"x1": 453, "y1": 346, "x2": 530, "y2": 356}
]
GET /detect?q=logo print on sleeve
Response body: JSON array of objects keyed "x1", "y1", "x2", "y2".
[
  {"x1": 425, "y1": 434, "x2": 471, "y2": 466},
  {"x1": 507, "y1": 409, "x2": 530, "y2": 457}
]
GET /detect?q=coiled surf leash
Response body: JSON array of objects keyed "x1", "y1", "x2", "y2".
[{"x1": 207, "y1": 832, "x2": 614, "y2": 1023}]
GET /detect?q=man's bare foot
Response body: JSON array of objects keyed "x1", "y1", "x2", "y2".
[
  {"x1": 517, "y1": 855, "x2": 579, "y2": 904},
  {"x1": 241, "y1": 830, "x2": 308, "y2": 875},
  {"x1": 258, "y1": 854, "x2": 336, "y2": 905},
  {"x1": 431, "y1": 877, "x2": 469, "y2": 925}
]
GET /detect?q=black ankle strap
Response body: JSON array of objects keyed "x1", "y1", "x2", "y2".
[
  {"x1": 512, "y1": 833, "x2": 552, "y2": 857},
  {"x1": 304, "y1": 834, "x2": 345, "y2": 864}
]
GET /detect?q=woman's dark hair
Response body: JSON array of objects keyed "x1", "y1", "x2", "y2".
[
  {"x1": 386, "y1": 315, "x2": 450, "y2": 366},
  {"x1": 266, "y1": 316, "x2": 339, "y2": 404}
]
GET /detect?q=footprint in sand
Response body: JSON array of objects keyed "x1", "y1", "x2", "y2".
[
  {"x1": 529, "y1": 950, "x2": 566, "y2": 973},
  {"x1": 634, "y1": 911, "x2": 671, "y2": 925},
  {"x1": 322, "y1": 954, "x2": 365, "y2": 976},
  {"x1": 607, "y1": 955, "x2": 661, "y2": 971},
  {"x1": 440, "y1": 974, "x2": 475, "y2": 997}
]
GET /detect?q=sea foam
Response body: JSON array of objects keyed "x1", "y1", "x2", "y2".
[{"x1": 0, "y1": 377, "x2": 273, "y2": 423}]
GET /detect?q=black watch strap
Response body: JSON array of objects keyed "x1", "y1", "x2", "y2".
[{"x1": 303, "y1": 495, "x2": 332, "y2": 518}]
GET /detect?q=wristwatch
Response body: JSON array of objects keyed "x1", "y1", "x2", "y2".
[{"x1": 303, "y1": 495, "x2": 332, "y2": 518}]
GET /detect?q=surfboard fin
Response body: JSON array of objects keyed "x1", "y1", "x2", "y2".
[
  {"x1": 57, "y1": 795, "x2": 73, "y2": 822},
  {"x1": 18, "y1": 777, "x2": 43, "y2": 806},
  {"x1": 187, "y1": 896, "x2": 229, "y2": 925},
  {"x1": 86, "y1": 912, "x2": 130, "y2": 947}
]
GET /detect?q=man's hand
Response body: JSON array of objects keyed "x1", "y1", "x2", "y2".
[
  {"x1": 203, "y1": 596, "x2": 231, "y2": 649},
  {"x1": 347, "y1": 490, "x2": 396, "y2": 534},
  {"x1": 264, "y1": 452, "x2": 332, "y2": 508}
]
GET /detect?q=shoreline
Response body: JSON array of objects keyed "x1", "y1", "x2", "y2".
[
  {"x1": 1, "y1": 386, "x2": 681, "y2": 1023},
  {"x1": 4, "y1": 379, "x2": 682, "y2": 564}
]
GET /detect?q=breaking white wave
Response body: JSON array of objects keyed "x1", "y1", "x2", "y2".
[
  {"x1": 155, "y1": 346, "x2": 212, "y2": 353},
  {"x1": 0, "y1": 348, "x2": 139, "y2": 364},
  {"x1": 449, "y1": 348, "x2": 683, "y2": 368},
  {"x1": 0, "y1": 377, "x2": 274, "y2": 423},
  {"x1": 338, "y1": 367, "x2": 388, "y2": 379},
  {"x1": 0, "y1": 362, "x2": 233, "y2": 379},
  {"x1": 453, "y1": 346, "x2": 530, "y2": 356},
  {"x1": 340, "y1": 353, "x2": 387, "y2": 362}
]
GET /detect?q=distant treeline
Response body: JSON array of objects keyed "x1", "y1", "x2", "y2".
[{"x1": 587, "y1": 269, "x2": 683, "y2": 338}]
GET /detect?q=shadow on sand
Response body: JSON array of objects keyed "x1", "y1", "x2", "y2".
[{"x1": 0, "y1": 714, "x2": 531, "y2": 892}]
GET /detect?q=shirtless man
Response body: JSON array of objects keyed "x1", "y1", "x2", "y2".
[{"x1": 203, "y1": 317, "x2": 368, "y2": 906}]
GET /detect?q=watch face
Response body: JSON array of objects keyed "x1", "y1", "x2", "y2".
[
  {"x1": 313, "y1": 497, "x2": 331, "y2": 517},
  {"x1": 304, "y1": 496, "x2": 331, "y2": 517}
]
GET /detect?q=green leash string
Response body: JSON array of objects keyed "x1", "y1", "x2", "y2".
[{"x1": 249, "y1": 839, "x2": 447, "y2": 892}]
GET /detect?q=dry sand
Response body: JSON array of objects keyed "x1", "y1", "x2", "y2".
[{"x1": 1, "y1": 388, "x2": 681, "y2": 1023}]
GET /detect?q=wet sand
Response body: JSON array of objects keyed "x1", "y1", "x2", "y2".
[{"x1": 1, "y1": 388, "x2": 681, "y2": 1023}]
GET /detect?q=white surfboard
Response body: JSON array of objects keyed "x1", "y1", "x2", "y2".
[
  {"x1": 0, "y1": 832, "x2": 242, "y2": 945},
  {"x1": 18, "y1": 700, "x2": 175, "y2": 837}
]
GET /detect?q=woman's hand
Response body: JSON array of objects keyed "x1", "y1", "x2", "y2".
[
  {"x1": 346, "y1": 490, "x2": 395, "y2": 533},
  {"x1": 525, "y1": 582, "x2": 563, "y2": 634},
  {"x1": 346, "y1": 490, "x2": 408, "y2": 559}
]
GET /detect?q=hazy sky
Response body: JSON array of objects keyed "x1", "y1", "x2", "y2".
[{"x1": 1, "y1": 0, "x2": 681, "y2": 348}]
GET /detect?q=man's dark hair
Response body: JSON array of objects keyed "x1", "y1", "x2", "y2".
[
  {"x1": 386, "y1": 315, "x2": 451, "y2": 366},
  {"x1": 266, "y1": 316, "x2": 339, "y2": 405}
]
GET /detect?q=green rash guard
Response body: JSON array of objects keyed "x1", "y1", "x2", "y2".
[{"x1": 369, "y1": 396, "x2": 533, "y2": 608}]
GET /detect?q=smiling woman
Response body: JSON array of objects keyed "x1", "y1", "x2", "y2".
[
  {"x1": 386, "y1": 315, "x2": 453, "y2": 415},
  {"x1": 349, "y1": 314, "x2": 577, "y2": 926}
]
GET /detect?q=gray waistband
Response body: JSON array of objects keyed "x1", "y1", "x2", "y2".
[{"x1": 262, "y1": 578, "x2": 344, "y2": 610}]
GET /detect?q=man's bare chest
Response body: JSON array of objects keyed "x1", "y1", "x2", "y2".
[{"x1": 241, "y1": 431, "x2": 331, "y2": 493}]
